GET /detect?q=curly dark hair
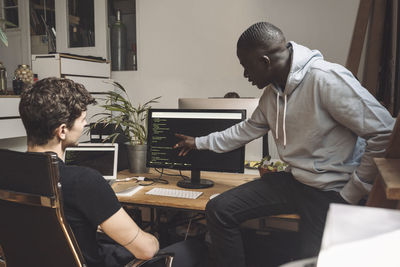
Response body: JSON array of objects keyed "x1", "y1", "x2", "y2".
[{"x1": 19, "y1": 77, "x2": 96, "y2": 146}]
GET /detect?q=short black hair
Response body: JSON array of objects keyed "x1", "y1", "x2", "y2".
[
  {"x1": 224, "y1": 92, "x2": 240, "y2": 98},
  {"x1": 19, "y1": 77, "x2": 96, "y2": 146},
  {"x1": 237, "y1": 22, "x2": 286, "y2": 51}
]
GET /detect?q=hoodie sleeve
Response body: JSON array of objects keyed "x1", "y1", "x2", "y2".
[
  {"x1": 196, "y1": 98, "x2": 270, "y2": 153},
  {"x1": 319, "y1": 67, "x2": 395, "y2": 204}
]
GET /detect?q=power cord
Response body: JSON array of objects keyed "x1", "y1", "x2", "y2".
[
  {"x1": 121, "y1": 168, "x2": 190, "y2": 186},
  {"x1": 154, "y1": 168, "x2": 190, "y2": 181}
]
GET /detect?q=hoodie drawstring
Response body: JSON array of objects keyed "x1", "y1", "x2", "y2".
[
  {"x1": 275, "y1": 93, "x2": 279, "y2": 141},
  {"x1": 283, "y1": 94, "x2": 287, "y2": 147},
  {"x1": 275, "y1": 93, "x2": 287, "y2": 148}
]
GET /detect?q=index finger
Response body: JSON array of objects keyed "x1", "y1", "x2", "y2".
[{"x1": 174, "y1": 133, "x2": 187, "y2": 139}]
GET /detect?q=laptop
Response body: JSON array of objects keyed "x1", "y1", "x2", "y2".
[{"x1": 64, "y1": 143, "x2": 119, "y2": 181}]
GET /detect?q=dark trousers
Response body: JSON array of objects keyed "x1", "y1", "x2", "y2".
[
  {"x1": 99, "y1": 237, "x2": 207, "y2": 267},
  {"x1": 205, "y1": 172, "x2": 348, "y2": 267}
]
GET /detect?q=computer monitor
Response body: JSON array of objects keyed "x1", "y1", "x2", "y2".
[
  {"x1": 64, "y1": 143, "x2": 119, "y2": 180},
  {"x1": 178, "y1": 98, "x2": 279, "y2": 160},
  {"x1": 147, "y1": 109, "x2": 246, "y2": 189}
]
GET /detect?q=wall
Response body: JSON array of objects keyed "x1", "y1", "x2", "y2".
[
  {"x1": 0, "y1": 137, "x2": 27, "y2": 151},
  {"x1": 1, "y1": 0, "x2": 359, "y2": 150},
  {"x1": 112, "y1": 0, "x2": 359, "y2": 108}
]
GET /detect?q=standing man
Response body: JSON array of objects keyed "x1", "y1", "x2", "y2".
[
  {"x1": 175, "y1": 22, "x2": 395, "y2": 267},
  {"x1": 19, "y1": 77, "x2": 206, "y2": 267}
]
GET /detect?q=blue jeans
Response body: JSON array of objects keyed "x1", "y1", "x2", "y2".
[{"x1": 206, "y1": 171, "x2": 348, "y2": 267}]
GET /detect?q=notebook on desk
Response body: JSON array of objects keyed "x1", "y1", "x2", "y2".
[{"x1": 64, "y1": 143, "x2": 119, "y2": 180}]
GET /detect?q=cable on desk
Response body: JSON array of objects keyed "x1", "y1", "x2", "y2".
[
  {"x1": 154, "y1": 168, "x2": 190, "y2": 181},
  {"x1": 179, "y1": 170, "x2": 190, "y2": 181},
  {"x1": 142, "y1": 168, "x2": 168, "y2": 185}
]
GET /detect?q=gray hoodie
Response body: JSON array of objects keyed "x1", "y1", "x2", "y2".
[{"x1": 196, "y1": 42, "x2": 395, "y2": 204}]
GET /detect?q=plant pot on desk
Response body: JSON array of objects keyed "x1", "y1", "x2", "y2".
[
  {"x1": 127, "y1": 143, "x2": 149, "y2": 173},
  {"x1": 258, "y1": 167, "x2": 276, "y2": 177}
]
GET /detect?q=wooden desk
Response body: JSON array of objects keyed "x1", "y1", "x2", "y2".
[
  {"x1": 114, "y1": 168, "x2": 258, "y2": 211},
  {"x1": 367, "y1": 158, "x2": 400, "y2": 209},
  {"x1": 114, "y1": 169, "x2": 300, "y2": 222}
]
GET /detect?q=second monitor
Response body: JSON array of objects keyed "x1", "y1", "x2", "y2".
[
  {"x1": 147, "y1": 109, "x2": 246, "y2": 189},
  {"x1": 178, "y1": 98, "x2": 279, "y2": 161}
]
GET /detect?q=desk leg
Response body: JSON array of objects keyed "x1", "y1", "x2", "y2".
[
  {"x1": 150, "y1": 208, "x2": 155, "y2": 225},
  {"x1": 149, "y1": 207, "x2": 156, "y2": 233}
]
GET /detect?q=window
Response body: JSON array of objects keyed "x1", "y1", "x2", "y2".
[
  {"x1": 108, "y1": 0, "x2": 137, "y2": 71},
  {"x1": 2, "y1": 0, "x2": 19, "y2": 29},
  {"x1": 30, "y1": 0, "x2": 56, "y2": 54},
  {"x1": 68, "y1": 0, "x2": 94, "y2": 48}
]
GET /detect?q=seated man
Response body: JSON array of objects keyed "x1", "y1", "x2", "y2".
[
  {"x1": 175, "y1": 22, "x2": 395, "y2": 267},
  {"x1": 19, "y1": 77, "x2": 206, "y2": 267}
]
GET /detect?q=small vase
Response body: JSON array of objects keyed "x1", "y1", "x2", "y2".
[
  {"x1": 12, "y1": 78, "x2": 24, "y2": 95},
  {"x1": 13, "y1": 64, "x2": 34, "y2": 94},
  {"x1": 127, "y1": 143, "x2": 149, "y2": 173}
]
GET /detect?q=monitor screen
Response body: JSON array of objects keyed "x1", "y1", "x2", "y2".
[
  {"x1": 147, "y1": 109, "x2": 246, "y2": 188},
  {"x1": 178, "y1": 98, "x2": 280, "y2": 161},
  {"x1": 178, "y1": 98, "x2": 264, "y2": 161},
  {"x1": 64, "y1": 144, "x2": 118, "y2": 180}
]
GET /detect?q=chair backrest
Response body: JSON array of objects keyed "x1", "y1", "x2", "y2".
[{"x1": 0, "y1": 149, "x2": 86, "y2": 267}]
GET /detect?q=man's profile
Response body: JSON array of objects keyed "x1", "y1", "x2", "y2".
[
  {"x1": 19, "y1": 77, "x2": 206, "y2": 267},
  {"x1": 175, "y1": 22, "x2": 395, "y2": 267}
]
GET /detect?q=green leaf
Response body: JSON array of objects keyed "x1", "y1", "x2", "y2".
[
  {"x1": 0, "y1": 19, "x2": 17, "y2": 47},
  {"x1": 92, "y1": 80, "x2": 161, "y2": 144},
  {"x1": 0, "y1": 29, "x2": 8, "y2": 47}
]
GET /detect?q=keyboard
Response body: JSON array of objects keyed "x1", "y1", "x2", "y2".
[{"x1": 146, "y1": 187, "x2": 203, "y2": 199}]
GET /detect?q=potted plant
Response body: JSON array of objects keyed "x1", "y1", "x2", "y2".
[
  {"x1": 90, "y1": 81, "x2": 160, "y2": 173},
  {"x1": 254, "y1": 155, "x2": 288, "y2": 176}
]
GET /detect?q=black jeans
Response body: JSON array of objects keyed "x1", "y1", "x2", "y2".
[
  {"x1": 99, "y1": 237, "x2": 207, "y2": 267},
  {"x1": 205, "y1": 171, "x2": 348, "y2": 267}
]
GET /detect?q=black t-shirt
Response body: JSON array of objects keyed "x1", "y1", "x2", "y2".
[{"x1": 57, "y1": 158, "x2": 121, "y2": 267}]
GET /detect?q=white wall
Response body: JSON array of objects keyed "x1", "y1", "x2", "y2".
[
  {"x1": 0, "y1": 137, "x2": 27, "y2": 151},
  {"x1": 1, "y1": 0, "x2": 360, "y2": 151},
  {"x1": 112, "y1": 0, "x2": 359, "y2": 108}
]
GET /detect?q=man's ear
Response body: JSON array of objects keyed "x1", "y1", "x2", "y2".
[
  {"x1": 55, "y1": 124, "x2": 68, "y2": 141},
  {"x1": 262, "y1": 55, "x2": 271, "y2": 66}
]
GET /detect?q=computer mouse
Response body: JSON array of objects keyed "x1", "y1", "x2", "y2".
[{"x1": 209, "y1": 193, "x2": 220, "y2": 200}]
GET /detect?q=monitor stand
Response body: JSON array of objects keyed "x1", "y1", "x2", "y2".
[{"x1": 177, "y1": 170, "x2": 214, "y2": 189}]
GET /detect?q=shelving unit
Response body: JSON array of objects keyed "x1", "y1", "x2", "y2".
[
  {"x1": 32, "y1": 53, "x2": 113, "y2": 142},
  {"x1": 0, "y1": 95, "x2": 25, "y2": 139}
]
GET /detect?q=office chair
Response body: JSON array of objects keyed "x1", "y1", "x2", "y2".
[
  {"x1": 0, "y1": 149, "x2": 85, "y2": 267},
  {"x1": 0, "y1": 149, "x2": 173, "y2": 267},
  {"x1": 127, "y1": 252, "x2": 174, "y2": 267}
]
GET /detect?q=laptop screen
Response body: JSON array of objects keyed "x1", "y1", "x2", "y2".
[{"x1": 64, "y1": 144, "x2": 118, "y2": 180}]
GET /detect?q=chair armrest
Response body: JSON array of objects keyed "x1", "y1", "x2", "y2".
[{"x1": 127, "y1": 252, "x2": 175, "y2": 267}]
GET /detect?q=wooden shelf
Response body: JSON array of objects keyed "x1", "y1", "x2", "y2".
[{"x1": 0, "y1": 95, "x2": 20, "y2": 98}]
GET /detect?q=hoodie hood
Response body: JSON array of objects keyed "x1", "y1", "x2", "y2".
[
  {"x1": 272, "y1": 42, "x2": 324, "y2": 147},
  {"x1": 283, "y1": 41, "x2": 323, "y2": 96}
]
